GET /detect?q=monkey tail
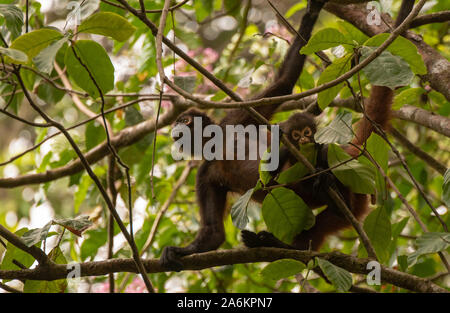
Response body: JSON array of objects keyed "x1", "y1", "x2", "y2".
[{"x1": 346, "y1": 85, "x2": 393, "y2": 157}]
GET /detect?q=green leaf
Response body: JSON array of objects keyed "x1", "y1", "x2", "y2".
[
  {"x1": 53, "y1": 215, "x2": 92, "y2": 237},
  {"x1": 80, "y1": 228, "x2": 107, "y2": 261},
  {"x1": 360, "y1": 47, "x2": 414, "y2": 88},
  {"x1": 337, "y1": 21, "x2": 368, "y2": 46},
  {"x1": 261, "y1": 259, "x2": 306, "y2": 281},
  {"x1": 0, "y1": 228, "x2": 35, "y2": 271},
  {"x1": 33, "y1": 36, "x2": 69, "y2": 75},
  {"x1": 0, "y1": 46, "x2": 27, "y2": 62},
  {"x1": 10, "y1": 29, "x2": 63, "y2": 63},
  {"x1": 388, "y1": 217, "x2": 409, "y2": 259},
  {"x1": 393, "y1": 87, "x2": 426, "y2": 110},
  {"x1": 328, "y1": 144, "x2": 376, "y2": 194},
  {"x1": 363, "y1": 34, "x2": 427, "y2": 75},
  {"x1": 0, "y1": 4, "x2": 23, "y2": 39},
  {"x1": 231, "y1": 188, "x2": 253, "y2": 229},
  {"x1": 397, "y1": 255, "x2": 408, "y2": 272},
  {"x1": 24, "y1": 247, "x2": 67, "y2": 293},
  {"x1": 21, "y1": 221, "x2": 53, "y2": 247},
  {"x1": 300, "y1": 28, "x2": 354, "y2": 55},
  {"x1": 442, "y1": 169, "x2": 450, "y2": 207},
  {"x1": 408, "y1": 232, "x2": 450, "y2": 266},
  {"x1": 365, "y1": 133, "x2": 389, "y2": 201},
  {"x1": 64, "y1": 40, "x2": 115, "y2": 98},
  {"x1": 363, "y1": 206, "x2": 392, "y2": 263},
  {"x1": 259, "y1": 149, "x2": 273, "y2": 186},
  {"x1": 276, "y1": 143, "x2": 317, "y2": 184},
  {"x1": 317, "y1": 54, "x2": 352, "y2": 109},
  {"x1": 316, "y1": 258, "x2": 352, "y2": 292},
  {"x1": 78, "y1": 12, "x2": 136, "y2": 41},
  {"x1": 262, "y1": 187, "x2": 315, "y2": 243},
  {"x1": 85, "y1": 122, "x2": 106, "y2": 151},
  {"x1": 174, "y1": 76, "x2": 196, "y2": 94},
  {"x1": 314, "y1": 112, "x2": 354, "y2": 144}
]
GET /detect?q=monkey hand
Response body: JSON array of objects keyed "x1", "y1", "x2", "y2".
[
  {"x1": 160, "y1": 246, "x2": 186, "y2": 272},
  {"x1": 241, "y1": 230, "x2": 292, "y2": 249},
  {"x1": 312, "y1": 167, "x2": 337, "y2": 196}
]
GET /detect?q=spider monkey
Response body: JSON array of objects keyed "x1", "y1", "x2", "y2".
[{"x1": 160, "y1": 0, "x2": 393, "y2": 271}]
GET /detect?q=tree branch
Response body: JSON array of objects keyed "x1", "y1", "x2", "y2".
[
  {"x1": 325, "y1": 2, "x2": 450, "y2": 101},
  {"x1": 410, "y1": 11, "x2": 450, "y2": 28},
  {"x1": 0, "y1": 248, "x2": 446, "y2": 293}
]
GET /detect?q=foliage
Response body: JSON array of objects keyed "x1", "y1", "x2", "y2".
[{"x1": 0, "y1": 0, "x2": 448, "y2": 293}]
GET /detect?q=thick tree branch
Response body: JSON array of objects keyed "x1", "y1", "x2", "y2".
[
  {"x1": 393, "y1": 105, "x2": 450, "y2": 138},
  {"x1": 390, "y1": 128, "x2": 447, "y2": 174},
  {"x1": 324, "y1": 3, "x2": 450, "y2": 101},
  {"x1": 0, "y1": 248, "x2": 446, "y2": 293},
  {"x1": 0, "y1": 102, "x2": 186, "y2": 188},
  {"x1": 410, "y1": 11, "x2": 450, "y2": 28}
]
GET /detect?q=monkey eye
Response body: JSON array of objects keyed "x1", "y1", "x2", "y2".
[
  {"x1": 178, "y1": 116, "x2": 192, "y2": 125},
  {"x1": 292, "y1": 130, "x2": 302, "y2": 140},
  {"x1": 302, "y1": 127, "x2": 312, "y2": 137}
]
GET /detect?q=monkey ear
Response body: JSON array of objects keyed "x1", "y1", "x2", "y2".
[{"x1": 279, "y1": 121, "x2": 289, "y2": 134}]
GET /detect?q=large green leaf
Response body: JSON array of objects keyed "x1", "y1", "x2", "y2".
[
  {"x1": 364, "y1": 133, "x2": 389, "y2": 201},
  {"x1": 261, "y1": 259, "x2": 305, "y2": 281},
  {"x1": 0, "y1": 228, "x2": 35, "y2": 271},
  {"x1": 328, "y1": 144, "x2": 376, "y2": 194},
  {"x1": 317, "y1": 54, "x2": 352, "y2": 109},
  {"x1": 393, "y1": 87, "x2": 426, "y2": 110},
  {"x1": 337, "y1": 21, "x2": 368, "y2": 46},
  {"x1": 300, "y1": 28, "x2": 354, "y2": 55},
  {"x1": 407, "y1": 232, "x2": 450, "y2": 266},
  {"x1": 231, "y1": 188, "x2": 253, "y2": 230},
  {"x1": 174, "y1": 76, "x2": 197, "y2": 93},
  {"x1": 78, "y1": 12, "x2": 136, "y2": 41},
  {"x1": 21, "y1": 221, "x2": 52, "y2": 247},
  {"x1": 262, "y1": 187, "x2": 315, "y2": 243},
  {"x1": 363, "y1": 206, "x2": 392, "y2": 263},
  {"x1": 33, "y1": 36, "x2": 69, "y2": 75},
  {"x1": 314, "y1": 112, "x2": 354, "y2": 144},
  {"x1": 316, "y1": 258, "x2": 352, "y2": 292},
  {"x1": 23, "y1": 247, "x2": 67, "y2": 293},
  {"x1": 64, "y1": 40, "x2": 115, "y2": 98},
  {"x1": 361, "y1": 47, "x2": 414, "y2": 88},
  {"x1": 10, "y1": 29, "x2": 63, "y2": 63},
  {"x1": 259, "y1": 149, "x2": 273, "y2": 186},
  {"x1": 0, "y1": 46, "x2": 27, "y2": 63},
  {"x1": 0, "y1": 4, "x2": 23, "y2": 39},
  {"x1": 276, "y1": 143, "x2": 317, "y2": 184},
  {"x1": 387, "y1": 217, "x2": 409, "y2": 262},
  {"x1": 363, "y1": 34, "x2": 427, "y2": 75},
  {"x1": 80, "y1": 228, "x2": 108, "y2": 261}
]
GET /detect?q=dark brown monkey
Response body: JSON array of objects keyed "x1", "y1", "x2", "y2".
[{"x1": 160, "y1": 0, "x2": 393, "y2": 271}]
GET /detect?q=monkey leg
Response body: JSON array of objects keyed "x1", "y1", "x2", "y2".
[
  {"x1": 160, "y1": 164, "x2": 228, "y2": 271},
  {"x1": 293, "y1": 193, "x2": 369, "y2": 250}
]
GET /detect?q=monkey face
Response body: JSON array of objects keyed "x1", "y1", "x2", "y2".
[
  {"x1": 171, "y1": 109, "x2": 215, "y2": 157},
  {"x1": 291, "y1": 126, "x2": 314, "y2": 147},
  {"x1": 172, "y1": 114, "x2": 193, "y2": 141}
]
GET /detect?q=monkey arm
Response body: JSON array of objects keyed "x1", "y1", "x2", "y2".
[
  {"x1": 222, "y1": 0, "x2": 329, "y2": 127},
  {"x1": 252, "y1": 0, "x2": 328, "y2": 119},
  {"x1": 268, "y1": 146, "x2": 292, "y2": 178},
  {"x1": 160, "y1": 163, "x2": 228, "y2": 271}
]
